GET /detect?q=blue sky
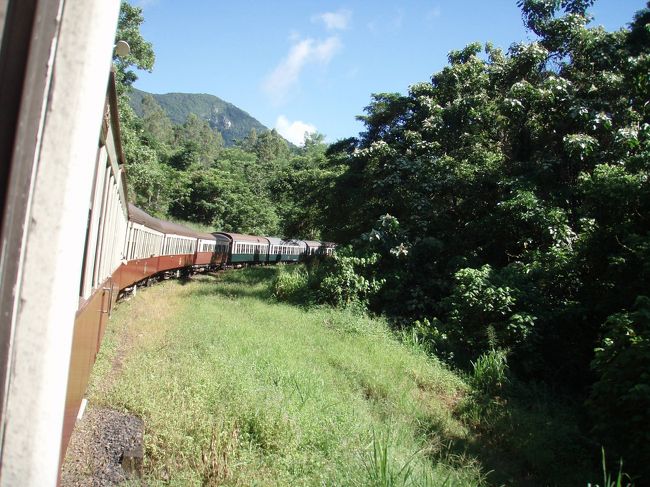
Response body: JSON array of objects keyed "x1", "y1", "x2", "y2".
[{"x1": 132, "y1": 0, "x2": 645, "y2": 145}]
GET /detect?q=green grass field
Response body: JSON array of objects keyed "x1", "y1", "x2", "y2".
[{"x1": 87, "y1": 267, "x2": 486, "y2": 486}]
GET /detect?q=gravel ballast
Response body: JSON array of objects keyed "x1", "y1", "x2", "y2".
[{"x1": 61, "y1": 406, "x2": 144, "y2": 486}]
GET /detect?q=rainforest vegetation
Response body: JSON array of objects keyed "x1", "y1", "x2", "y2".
[{"x1": 116, "y1": 0, "x2": 650, "y2": 482}]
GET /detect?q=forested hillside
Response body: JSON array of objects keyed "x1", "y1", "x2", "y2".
[
  {"x1": 115, "y1": 0, "x2": 650, "y2": 482},
  {"x1": 129, "y1": 88, "x2": 269, "y2": 146}
]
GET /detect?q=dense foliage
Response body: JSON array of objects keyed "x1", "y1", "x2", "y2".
[{"x1": 311, "y1": 0, "x2": 650, "y2": 478}]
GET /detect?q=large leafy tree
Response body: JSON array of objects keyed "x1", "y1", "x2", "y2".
[
  {"x1": 114, "y1": 1, "x2": 155, "y2": 87},
  {"x1": 318, "y1": 1, "x2": 650, "y2": 476}
]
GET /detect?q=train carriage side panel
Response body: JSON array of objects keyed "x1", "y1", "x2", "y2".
[
  {"x1": 63, "y1": 76, "x2": 129, "y2": 463},
  {"x1": 195, "y1": 232, "x2": 230, "y2": 267},
  {"x1": 0, "y1": 1, "x2": 123, "y2": 483},
  {"x1": 214, "y1": 232, "x2": 269, "y2": 265}
]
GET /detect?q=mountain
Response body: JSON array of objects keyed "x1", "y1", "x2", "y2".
[{"x1": 129, "y1": 88, "x2": 269, "y2": 146}]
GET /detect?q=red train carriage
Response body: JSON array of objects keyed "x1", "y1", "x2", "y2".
[{"x1": 196, "y1": 231, "x2": 230, "y2": 268}]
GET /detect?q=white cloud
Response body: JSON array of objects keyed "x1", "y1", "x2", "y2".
[
  {"x1": 262, "y1": 36, "x2": 342, "y2": 104},
  {"x1": 312, "y1": 9, "x2": 352, "y2": 31},
  {"x1": 275, "y1": 115, "x2": 317, "y2": 146}
]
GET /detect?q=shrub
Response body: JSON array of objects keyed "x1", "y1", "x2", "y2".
[
  {"x1": 445, "y1": 265, "x2": 535, "y2": 361},
  {"x1": 318, "y1": 250, "x2": 384, "y2": 308},
  {"x1": 470, "y1": 349, "x2": 509, "y2": 396},
  {"x1": 588, "y1": 296, "x2": 650, "y2": 481},
  {"x1": 271, "y1": 268, "x2": 309, "y2": 303}
]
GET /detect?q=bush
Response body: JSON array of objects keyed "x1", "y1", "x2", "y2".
[
  {"x1": 271, "y1": 268, "x2": 309, "y2": 303},
  {"x1": 588, "y1": 296, "x2": 650, "y2": 481},
  {"x1": 445, "y1": 265, "x2": 535, "y2": 362},
  {"x1": 318, "y1": 252, "x2": 384, "y2": 308}
]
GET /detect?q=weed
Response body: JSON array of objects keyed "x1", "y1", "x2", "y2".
[
  {"x1": 587, "y1": 448, "x2": 634, "y2": 487},
  {"x1": 363, "y1": 428, "x2": 417, "y2": 487},
  {"x1": 470, "y1": 349, "x2": 509, "y2": 396},
  {"x1": 200, "y1": 421, "x2": 240, "y2": 486}
]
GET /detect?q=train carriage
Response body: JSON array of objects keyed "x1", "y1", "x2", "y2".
[
  {"x1": 303, "y1": 240, "x2": 323, "y2": 257},
  {"x1": 214, "y1": 232, "x2": 269, "y2": 265},
  {"x1": 196, "y1": 231, "x2": 230, "y2": 268},
  {"x1": 158, "y1": 220, "x2": 199, "y2": 272},
  {"x1": 121, "y1": 204, "x2": 166, "y2": 286},
  {"x1": 267, "y1": 237, "x2": 303, "y2": 263}
]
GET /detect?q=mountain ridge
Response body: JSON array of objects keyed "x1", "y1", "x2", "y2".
[{"x1": 129, "y1": 88, "x2": 269, "y2": 146}]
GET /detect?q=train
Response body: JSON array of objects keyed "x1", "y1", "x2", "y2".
[
  {"x1": 63, "y1": 65, "x2": 335, "y2": 480},
  {"x1": 0, "y1": 2, "x2": 332, "y2": 484}
]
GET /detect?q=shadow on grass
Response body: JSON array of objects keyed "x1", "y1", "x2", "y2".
[
  {"x1": 418, "y1": 386, "x2": 597, "y2": 487},
  {"x1": 187, "y1": 266, "x2": 280, "y2": 302},
  {"x1": 177, "y1": 276, "x2": 193, "y2": 286}
]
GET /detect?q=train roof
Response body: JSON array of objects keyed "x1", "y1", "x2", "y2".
[
  {"x1": 195, "y1": 231, "x2": 218, "y2": 241},
  {"x1": 128, "y1": 204, "x2": 203, "y2": 239},
  {"x1": 157, "y1": 220, "x2": 201, "y2": 239},
  {"x1": 213, "y1": 232, "x2": 269, "y2": 244},
  {"x1": 203, "y1": 232, "x2": 229, "y2": 242},
  {"x1": 303, "y1": 240, "x2": 322, "y2": 247},
  {"x1": 266, "y1": 237, "x2": 303, "y2": 246},
  {"x1": 128, "y1": 203, "x2": 167, "y2": 234}
]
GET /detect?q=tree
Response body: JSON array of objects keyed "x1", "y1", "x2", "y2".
[
  {"x1": 141, "y1": 94, "x2": 174, "y2": 146},
  {"x1": 315, "y1": 1, "x2": 650, "y2": 475},
  {"x1": 114, "y1": 1, "x2": 155, "y2": 88},
  {"x1": 173, "y1": 113, "x2": 223, "y2": 168},
  {"x1": 253, "y1": 129, "x2": 290, "y2": 166}
]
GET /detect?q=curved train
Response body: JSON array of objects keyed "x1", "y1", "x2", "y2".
[
  {"x1": 0, "y1": 3, "x2": 332, "y2": 483},
  {"x1": 63, "y1": 74, "x2": 335, "y2": 469}
]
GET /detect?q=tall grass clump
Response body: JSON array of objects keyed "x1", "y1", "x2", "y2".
[
  {"x1": 363, "y1": 429, "x2": 417, "y2": 487},
  {"x1": 469, "y1": 349, "x2": 509, "y2": 397},
  {"x1": 587, "y1": 448, "x2": 634, "y2": 487},
  {"x1": 271, "y1": 266, "x2": 309, "y2": 303}
]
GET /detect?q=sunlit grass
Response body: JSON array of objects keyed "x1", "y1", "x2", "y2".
[{"x1": 88, "y1": 267, "x2": 484, "y2": 486}]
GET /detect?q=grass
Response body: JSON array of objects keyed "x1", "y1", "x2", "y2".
[{"x1": 87, "y1": 267, "x2": 484, "y2": 486}]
